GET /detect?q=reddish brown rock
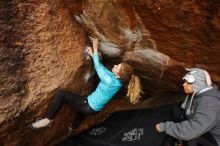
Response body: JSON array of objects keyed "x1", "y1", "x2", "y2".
[
  {"x1": 133, "y1": 0, "x2": 220, "y2": 75},
  {"x1": 0, "y1": 0, "x2": 220, "y2": 145},
  {"x1": 0, "y1": 0, "x2": 87, "y2": 145}
]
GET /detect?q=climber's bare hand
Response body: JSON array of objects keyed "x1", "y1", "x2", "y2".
[{"x1": 86, "y1": 47, "x2": 93, "y2": 56}]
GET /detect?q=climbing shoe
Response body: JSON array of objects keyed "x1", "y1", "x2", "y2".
[{"x1": 29, "y1": 118, "x2": 52, "y2": 129}]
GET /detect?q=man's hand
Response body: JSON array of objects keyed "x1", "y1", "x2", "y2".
[
  {"x1": 155, "y1": 124, "x2": 161, "y2": 132},
  {"x1": 92, "y1": 38, "x2": 99, "y2": 53},
  {"x1": 86, "y1": 47, "x2": 93, "y2": 57}
]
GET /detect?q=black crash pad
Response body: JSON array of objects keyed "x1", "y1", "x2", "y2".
[{"x1": 57, "y1": 104, "x2": 176, "y2": 146}]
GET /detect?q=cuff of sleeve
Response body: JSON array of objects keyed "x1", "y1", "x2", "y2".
[
  {"x1": 159, "y1": 123, "x2": 166, "y2": 132},
  {"x1": 92, "y1": 52, "x2": 98, "y2": 58}
]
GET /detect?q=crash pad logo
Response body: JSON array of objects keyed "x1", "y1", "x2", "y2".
[
  {"x1": 122, "y1": 128, "x2": 144, "y2": 141},
  {"x1": 89, "y1": 127, "x2": 107, "y2": 135}
]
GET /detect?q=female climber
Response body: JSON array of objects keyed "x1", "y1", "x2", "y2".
[{"x1": 30, "y1": 38, "x2": 142, "y2": 131}]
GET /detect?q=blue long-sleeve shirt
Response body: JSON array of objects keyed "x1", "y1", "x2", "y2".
[{"x1": 87, "y1": 53, "x2": 123, "y2": 111}]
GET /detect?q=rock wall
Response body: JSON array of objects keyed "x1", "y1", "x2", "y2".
[
  {"x1": 134, "y1": 0, "x2": 220, "y2": 76},
  {"x1": 0, "y1": 0, "x2": 220, "y2": 145},
  {"x1": 0, "y1": 0, "x2": 87, "y2": 145}
]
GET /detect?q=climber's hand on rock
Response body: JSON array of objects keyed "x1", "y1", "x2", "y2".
[{"x1": 86, "y1": 47, "x2": 93, "y2": 56}]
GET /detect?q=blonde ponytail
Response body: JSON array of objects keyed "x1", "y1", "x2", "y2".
[
  {"x1": 117, "y1": 63, "x2": 142, "y2": 104},
  {"x1": 127, "y1": 75, "x2": 142, "y2": 104}
]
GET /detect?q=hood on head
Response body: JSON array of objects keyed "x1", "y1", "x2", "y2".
[{"x1": 183, "y1": 68, "x2": 212, "y2": 93}]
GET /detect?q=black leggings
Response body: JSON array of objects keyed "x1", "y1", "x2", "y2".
[{"x1": 46, "y1": 90, "x2": 97, "y2": 128}]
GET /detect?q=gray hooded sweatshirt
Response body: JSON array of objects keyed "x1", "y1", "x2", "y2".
[{"x1": 160, "y1": 68, "x2": 220, "y2": 145}]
